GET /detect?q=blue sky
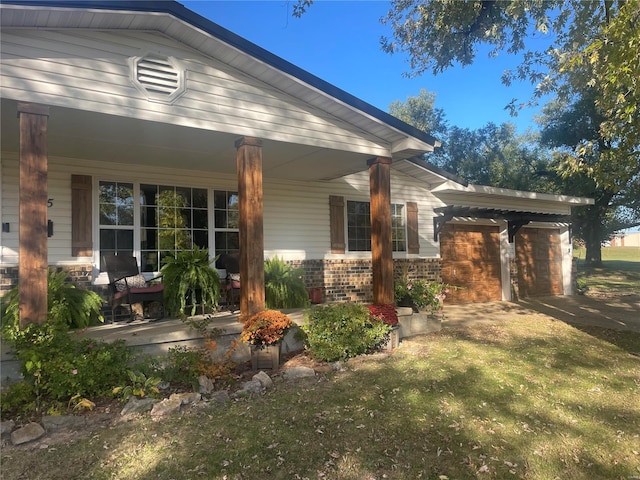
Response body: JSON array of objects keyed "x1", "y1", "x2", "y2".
[{"x1": 183, "y1": 0, "x2": 549, "y2": 134}]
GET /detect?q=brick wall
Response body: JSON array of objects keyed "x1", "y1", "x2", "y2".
[
  {"x1": 291, "y1": 258, "x2": 443, "y2": 304},
  {"x1": 1, "y1": 258, "x2": 445, "y2": 313}
]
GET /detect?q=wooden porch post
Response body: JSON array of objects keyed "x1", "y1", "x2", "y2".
[
  {"x1": 17, "y1": 102, "x2": 50, "y2": 328},
  {"x1": 235, "y1": 137, "x2": 265, "y2": 320},
  {"x1": 368, "y1": 156, "x2": 394, "y2": 305}
]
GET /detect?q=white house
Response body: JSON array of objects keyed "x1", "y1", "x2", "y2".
[{"x1": 0, "y1": 1, "x2": 593, "y2": 323}]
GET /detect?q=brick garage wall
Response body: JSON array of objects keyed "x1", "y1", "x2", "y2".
[{"x1": 290, "y1": 258, "x2": 443, "y2": 304}]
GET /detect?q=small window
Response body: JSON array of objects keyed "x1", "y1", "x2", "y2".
[
  {"x1": 214, "y1": 190, "x2": 240, "y2": 264},
  {"x1": 346, "y1": 200, "x2": 406, "y2": 252}
]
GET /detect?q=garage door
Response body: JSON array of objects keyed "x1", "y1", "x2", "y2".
[
  {"x1": 440, "y1": 224, "x2": 502, "y2": 304},
  {"x1": 516, "y1": 228, "x2": 563, "y2": 297}
]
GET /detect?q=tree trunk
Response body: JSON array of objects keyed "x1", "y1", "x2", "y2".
[{"x1": 584, "y1": 231, "x2": 603, "y2": 267}]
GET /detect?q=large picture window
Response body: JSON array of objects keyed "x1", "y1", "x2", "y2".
[
  {"x1": 346, "y1": 200, "x2": 406, "y2": 252},
  {"x1": 139, "y1": 184, "x2": 208, "y2": 272},
  {"x1": 98, "y1": 182, "x2": 239, "y2": 273}
]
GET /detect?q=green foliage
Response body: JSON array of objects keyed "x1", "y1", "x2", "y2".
[
  {"x1": 264, "y1": 256, "x2": 310, "y2": 309},
  {"x1": 302, "y1": 303, "x2": 390, "y2": 362},
  {"x1": 0, "y1": 271, "x2": 104, "y2": 341},
  {"x1": 394, "y1": 278, "x2": 451, "y2": 318},
  {"x1": 0, "y1": 322, "x2": 134, "y2": 419},
  {"x1": 0, "y1": 381, "x2": 37, "y2": 420},
  {"x1": 112, "y1": 370, "x2": 162, "y2": 401},
  {"x1": 160, "y1": 247, "x2": 221, "y2": 316}
]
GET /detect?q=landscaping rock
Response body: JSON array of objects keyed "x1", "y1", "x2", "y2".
[
  {"x1": 252, "y1": 371, "x2": 273, "y2": 389},
  {"x1": 120, "y1": 397, "x2": 158, "y2": 417},
  {"x1": 282, "y1": 366, "x2": 315, "y2": 380},
  {"x1": 198, "y1": 375, "x2": 214, "y2": 395},
  {"x1": 11, "y1": 422, "x2": 45, "y2": 445},
  {"x1": 0, "y1": 420, "x2": 15, "y2": 438},
  {"x1": 209, "y1": 390, "x2": 231, "y2": 405},
  {"x1": 41, "y1": 415, "x2": 86, "y2": 432},
  {"x1": 240, "y1": 379, "x2": 264, "y2": 395},
  {"x1": 151, "y1": 396, "x2": 182, "y2": 417},
  {"x1": 170, "y1": 392, "x2": 201, "y2": 405}
]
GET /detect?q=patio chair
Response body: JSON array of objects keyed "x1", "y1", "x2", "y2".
[
  {"x1": 219, "y1": 252, "x2": 241, "y2": 311},
  {"x1": 102, "y1": 254, "x2": 165, "y2": 323}
]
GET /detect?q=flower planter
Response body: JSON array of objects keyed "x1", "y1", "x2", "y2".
[
  {"x1": 381, "y1": 325, "x2": 400, "y2": 351},
  {"x1": 250, "y1": 343, "x2": 281, "y2": 371}
]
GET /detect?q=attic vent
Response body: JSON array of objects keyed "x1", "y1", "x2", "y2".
[{"x1": 130, "y1": 54, "x2": 185, "y2": 103}]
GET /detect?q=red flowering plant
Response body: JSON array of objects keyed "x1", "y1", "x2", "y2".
[
  {"x1": 240, "y1": 310, "x2": 295, "y2": 349},
  {"x1": 368, "y1": 304, "x2": 399, "y2": 326}
]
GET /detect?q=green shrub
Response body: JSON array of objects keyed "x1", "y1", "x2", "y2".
[
  {"x1": 0, "y1": 271, "x2": 104, "y2": 341},
  {"x1": 302, "y1": 303, "x2": 391, "y2": 362},
  {"x1": 161, "y1": 247, "x2": 221, "y2": 316},
  {"x1": 264, "y1": 256, "x2": 310, "y2": 309},
  {"x1": 0, "y1": 322, "x2": 134, "y2": 419},
  {"x1": 112, "y1": 370, "x2": 162, "y2": 401}
]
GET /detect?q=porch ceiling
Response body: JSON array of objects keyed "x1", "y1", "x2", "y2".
[{"x1": 1, "y1": 99, "x2": 371, "y2": 181}]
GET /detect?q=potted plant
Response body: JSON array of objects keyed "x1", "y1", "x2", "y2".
[
  {"x1": 160, "y1": 247, "x2": 221, "y2": 316},
  {"x1": 264, "y1": 256, "x2": 310, "y2": 309},
  {"x1": 240, "y1": 310, "x2": 295, "y2": 371},
  {"x1": 394, "y1": 278, "x2": 451, "y2": 318}
]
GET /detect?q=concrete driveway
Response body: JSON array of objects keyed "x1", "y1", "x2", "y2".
[{"x1": 442, "y1": 293, "x2": 640, "y2": 333}]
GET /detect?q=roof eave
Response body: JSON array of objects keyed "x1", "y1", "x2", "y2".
[{"x1": 1, "y1": 0, "x2": 439, "y2": 153}]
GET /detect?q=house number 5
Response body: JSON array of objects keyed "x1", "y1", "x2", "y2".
[{"x1": 48, "y1": 198, "x2": 54, "y2": 208}]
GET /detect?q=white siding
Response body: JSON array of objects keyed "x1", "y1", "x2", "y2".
[
  {"x1": 0, "y1": 29, "x2": 389, "y2": 156},
  {"x1": 0, "y1": 155, "x2": 442, "y2": 266}
]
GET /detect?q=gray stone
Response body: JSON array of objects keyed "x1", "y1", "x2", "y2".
[
  {"x1": 120, "y1": 397, "x2": 157, "y2": 416},
  {"x1": 198, "y1": 375, "x2": 215, "y2": 395},
  {"x1": 252, "y1": 371, "x2": 273, "y2": 389},
  {"x1": 0, "y1": 420, "x2": 15, "y2": 437},
  {"x1": 11, "y1": 422, "x2": 45, "y2": 445},
  {"x1": 170, "y1": 392, "x2": 201, "y2": 405},
  {"x1": 209, "y1": 390, "x2": 231, "y2": 405},
  {"x1": 151, "y1": 396, "x2": 182, "y2": 417},
  {"x1": 282, "y1": 366, "x2": 315, "y2": 380},
  {"x1": 41, "y1": 415, "x2": 86, "y2": 432},
  {"x1": 241, "y1": 379, "x2": 264, "y2": 395}
]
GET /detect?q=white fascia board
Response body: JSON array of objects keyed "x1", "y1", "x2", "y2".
[{"x1": 432, "y1": 183, "x2": 594, "y2": 206}]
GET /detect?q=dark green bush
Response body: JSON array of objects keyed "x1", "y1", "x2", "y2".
[
  {"x1": 302, "y1": 303, "x2": 391, "y2": 362},
  {"x1": 0, "y1": 271, "x2": 104, "y2": 342},
  {"x1": 1, "y1": 321, "x2": 135, "y2": 419}
]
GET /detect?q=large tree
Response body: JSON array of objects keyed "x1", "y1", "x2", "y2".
[
  {"x1": 539, "y1": 92, "x2": 640, "y2": 264},
  {"x1": 296, "y1": 0, "x2": 640, "y2": 264}
]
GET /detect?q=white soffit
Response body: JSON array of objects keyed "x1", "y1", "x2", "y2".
[{"x1": 0, "y1": 3, "x2": 437, "y2": 157}]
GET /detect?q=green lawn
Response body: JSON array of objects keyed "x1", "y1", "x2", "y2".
[
  {"x1": 2, "y1": 316, "x2": 639, "y2": 480},
  {"x1": 574, "y1": 246, "x2": 640, "y2": 293}
]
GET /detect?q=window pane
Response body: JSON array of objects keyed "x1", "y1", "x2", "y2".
[
  {"x1": 118, "y1": 205, "x2": 134, "y2": 226},
  {"x1": 140, "y1": 184, "x2": 157, "y2": 206},
  {"x1": 141, "y1": 207, "x2": 157, "y2": 228},
  {"x1": 193, "y1": 230, "x2": 208, "y2": 249},
  {"x1": 193, "y1": 189, "x2": 207, "y2": 209},
  {"x1": 193, "y1": 209, "x2": 208, "y2": 229},
  {"x1": 100, "y1": 204, "x2": 116, "y2": 225},
  {"x1": 159, "y1": 229, "x2": 175, "y2": 250},
  {"x1": 117, "y1": 230, "x2": 134, "y2": 250},
  {"x1": 141, "y1": 229, "x2": 157, "y2": 250},
  {"x1": 100, "y1": 229, "x2": 115, "y2": 249},
  {"x1": 227, "y1": 209, "x2": 239, "y2": 229},
  {"x1": 141, "y1": 251, "x2": 158, "y2": 273}
]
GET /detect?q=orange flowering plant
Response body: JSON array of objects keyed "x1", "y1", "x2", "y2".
[{"x1": 240, "y1": 310, "x2": 295, "y2": 348}]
